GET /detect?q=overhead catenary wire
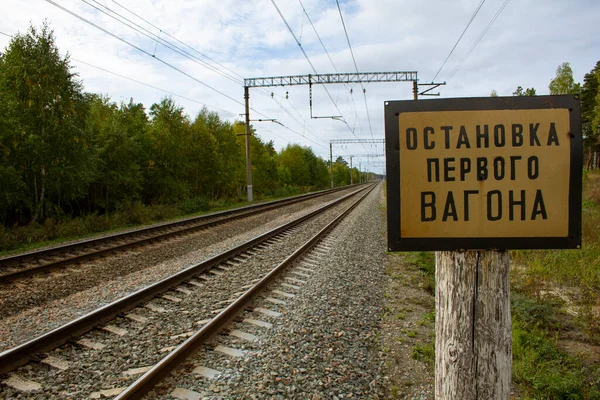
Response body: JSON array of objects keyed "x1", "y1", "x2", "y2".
[
  {"x1": 298, "y1": 0, "x2": 366, "y2": 138},
  {"x1": 335, "y1": 0, "x2": 374, "y2": 141},
  {"x1": 71, "y1": 58, "x2": 233, "y2": 114},
  {"x1": 104, "y1": 0, "x2": 320, "y2": 137},
  {"x1": 270, "y1": 0, "x2": 365, "y2": 145},
  {"x1": 44, "y1": 0, "x2": 278, "y2": 121},
  {"x1": 447, "y1": 0, "x2": 511, "y2": 81},
  {"x1": 110, "y1": 0, "x2": 247, "y2": 83},
  {"x1": 431, "y1": 0, "x2": 486, "y2": 82},
  {"x1": 271, "y1": 94, "x2": 328, "y2": 148},
  {"x1": 1, "y1": 26, "x2": 333, "y2": 155},
  {"x1": 80, "y1": 0, "x2": 243, "y2": 85}
]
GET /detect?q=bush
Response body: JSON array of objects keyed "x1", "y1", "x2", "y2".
[
  {"x1": 180, "y1": 197, "x2": 210, "y2": 214},
  {"x1": 512, "y1": 319, "x2": 597, "y2": 399}
]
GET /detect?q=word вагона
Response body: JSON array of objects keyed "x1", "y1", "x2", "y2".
[{"x1": 403, "y1": 122, "x2": 561, "y2": 223}]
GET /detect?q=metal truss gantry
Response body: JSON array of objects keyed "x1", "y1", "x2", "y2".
[
  {"x1": 329, "y1": 138, "x2": 386, "y2": 188},
  {"x1": 242, "y1": 73, "x2": 443, "y2": 200},
  {"x1": 343, "y1": 154, "x2": 385, "y2": 184},
  {"x1": 244, "y1": 71, "x2": 418, "y2": 88}
]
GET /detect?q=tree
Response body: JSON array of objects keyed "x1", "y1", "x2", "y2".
[
  {"x1": 278, "y1": 144, "x2": 311, "y2": 187},
  {"x1": 580, "y1": 61, "x2": 600, "y2": 151},
  {"x1": 0, "y1": 22, "x2": 90, "y2": 222},
  {"x1": 490, "y1": 90, "x2": 498, "y2": 97},
  {"x1": 513, "y1": 86, "x2": 536, "y2": 96},
  {"x1": 549, "y1": 62, "x2": 581, "y2": 95},
  {"x1": 146, "y1": 97, "x2": 191, "y2": 203},
  {"x1": 85, "y1": 95, "x2": 145, "y2": 211}
]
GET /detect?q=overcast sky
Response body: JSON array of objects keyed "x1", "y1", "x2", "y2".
[{"x1": 2, "y1": 0, "x2": 599, "y2": 174}]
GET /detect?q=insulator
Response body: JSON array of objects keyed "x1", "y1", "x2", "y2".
[{"x1": 285, "y1": 91, "x2": 289, "y2": 99}]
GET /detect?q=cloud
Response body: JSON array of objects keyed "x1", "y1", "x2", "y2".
[{"x1": 2, "y1": 0, "x2": 599, "y2": 172}]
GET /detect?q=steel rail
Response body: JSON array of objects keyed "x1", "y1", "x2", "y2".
[
  {"x1": 0, "y1": 184, "x2": 362, "y2": 281},
  {"x1": 0, "y1": 184, "x2": 372, "y2": 374},
  {"x1": 115, "y1": 183, "x2": 377, "y2": 399}
]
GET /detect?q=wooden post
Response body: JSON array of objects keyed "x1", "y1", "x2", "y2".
[{"x1": 435, "y1": 250, "x2": 512, "y2": 400}]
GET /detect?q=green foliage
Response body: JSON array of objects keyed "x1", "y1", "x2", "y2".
[
  {"x1": 411, "y1": 339, "x2": 435, "y2": 366},
  {"x1": 513, "y1": 86, "x2": 537, "y2": 96},
  {"x1": 512, "y1": 173, "x2": 600, "y2": 339},
  {"x1": 0, "y1": 22, "x2": 342, "y2": 251},
  {"x1": 0, "y1": 22, "x2": 91, "y2": 223},
  {"x1": 581, "y1": 61, "x2": 600, "y2": 149},
  {"x1": 490, "y1": 90, "x2": 498, "y2": 97},
  {"x1": 180, "y1": 197, "x2": 210, "y2": 214},
  {"x1": 549, "y1": 62, "x2": 581, "y2": 95},
  {"x1": 513, "y1": 318, "x2": 598, "y2": 399},
  {"x1": 511, "y1": 292, "x2": 562, "y2": 331}
]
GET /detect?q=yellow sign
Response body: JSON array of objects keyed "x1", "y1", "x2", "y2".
[
  {"x1": 385, "y1": 96, "x2": 582, "y2": 251},
  {"x1": 399, "y1": 109, "x2": 569, "y2": 238}
]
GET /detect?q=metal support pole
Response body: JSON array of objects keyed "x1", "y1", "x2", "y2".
[
  {"x1": 244, "y1": 86, "x2": 253, "y2": 202},
  {"x1": 350, "y1": 156, "x2": 353, "y2": 185},
  {"x1": 413, "y1": 80, "x2": 418, "y2": 100},
  {"x1": 329, "y1": 142, "x2": 334, "y2": 189},
  {"x1": 309, "y1": 74, "x2": 313, "y2": 119}
]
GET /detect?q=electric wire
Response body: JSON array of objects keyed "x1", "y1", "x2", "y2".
[
  {"x1": 0, "y1": 24, "x2": 328, "y2": 153},
  {"x1": 84, "y1": 0, "x2": 278, "y2": 102},
  {"x1": 71, "y1": 57, "x2": 233, "y2": 114},
  {"x1": 270, "y1": 0, "x2": 363, "y2": 144},
  {"x1": 431, "y1": 0, "x2": 486, "y2": 82},
  {"x1": 103, "y1": 0, "x2": 316, "y2": 134},
  {"x1": 44, "y1": 0, "x2": 277, "y2": 120},
  {"x1": 271, "y1": 94, "x2": 328, "y2": 147},
  {"x1": 447, "y1": 0, "x2": 511, "y2": 81},
  {"x1": 298, "y1": 0, "x2": 365, "y2": 139},
  {"x1": 110, "y1": 0, "x2": 247, "y2": 83},
  {"x1": 104, "y1": 0, "x2": 353, "y2": 151},
  {"x1": 335, "y1": 0, "x2": 374, "y2": 141},
  {"x1": 80, "y1": 0, "x2": 243, "y2": 85}
]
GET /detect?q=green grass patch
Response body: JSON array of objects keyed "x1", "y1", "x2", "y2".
[
  {"x1": 512, "y1": 318, "x2": 600, "y2": 399},
  {"x1": 412, "y1": 338, "x2": 435, "y2": 367},
  {"x1": 0, "y1": 186, "x2": 316, "y2": 256},
  {"x1": 512, "y1": 172, "x2": 600, "y2": 340}
]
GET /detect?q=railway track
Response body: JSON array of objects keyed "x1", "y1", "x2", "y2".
[
  {"x1": 0, "y1": 183, "x2": 375, "y2": 398},
  {"x1": 0, "y1": 185, "x2": 359, "y2": 281}
]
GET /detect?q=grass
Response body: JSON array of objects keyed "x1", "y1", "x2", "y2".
[
  {"x1": 0, "y1": 186, "x2": 314, "y2": 256},
  {"x1": 512, "y1": 172, "x2": 600, "y2": 340},
  {"x1": 509, "y1": 171, "x2": 600, "y2": 398},
  {"x1": 402, "y1": 251, "x2": 435, "y2": 295},
  {"x1": 411, "y1": 339, "x2": 435, "y2": 367}
]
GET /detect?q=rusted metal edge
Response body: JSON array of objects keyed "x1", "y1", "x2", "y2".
[
  {"x1": 114, "y1": 183, "x2": 377, "y2": 400},
  {"x1": 0, "y1": 184, "x2": 372, "y2": 374}
]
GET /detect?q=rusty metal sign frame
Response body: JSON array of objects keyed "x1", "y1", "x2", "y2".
[{"x1": 385, "y1": 95, "x2": 582, "y2": 251}]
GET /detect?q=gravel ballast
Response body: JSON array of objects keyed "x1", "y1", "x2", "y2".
[
  {"x1": 0, "y1": 190, "x2": 367, "y2": 399},
  {"x1": 149, "y1": 183, "x2": 388, "y2": 399},
  {"x1": 0, "y1": 187, "x2": 359, "y2": 352}
]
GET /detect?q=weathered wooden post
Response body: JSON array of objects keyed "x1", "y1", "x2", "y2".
[
  {"x1": 435, "y1": 250, "x2": 511, "y2": 399},
  {"x1": 385, "y1": 95, "x2": 582, "y2": 400}
]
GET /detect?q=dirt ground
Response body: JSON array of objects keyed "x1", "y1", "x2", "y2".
[{"x1": 379, "y1": 253, "x2": 435, "y2": 399}]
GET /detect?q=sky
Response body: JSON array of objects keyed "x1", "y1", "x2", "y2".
[{"x1": 2, "y1": 0, "x2": 599, "y2": 175}]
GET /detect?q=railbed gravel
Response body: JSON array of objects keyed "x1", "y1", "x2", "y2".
[
  {"x1": 0, "y1": 192, "x2": 365, "y2": 399},
  {"x1": 148, "y1": 183, "x2": 387, "y2": 399},
  {"x1": 0, "y1": 187, "x2": 358, "y2": 352}
]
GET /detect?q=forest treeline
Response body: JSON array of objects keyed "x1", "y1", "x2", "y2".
[
  {"x1": 494, "y1": 60, "x2": 600, "y2": 167},
  {"x1": 0, "y1": 24, "x2": 363, "y2": 230}
]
